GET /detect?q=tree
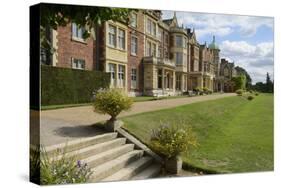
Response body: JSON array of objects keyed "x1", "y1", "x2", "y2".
[
  {"x1": 40, "y1": 4, "x2": 132, "y2": 53},
  {"x1": 235, "y1": 66, "x2": 252, "y2": 89},
  {"x1": 252, "y1": 73, "x2": 274, "y2": 93},
  {"x1": 266, "y1": 72, "x2": 274, "y2": 93},
  {"x1": 232, "y1": 75, "x2": 246, "y2": 90}
]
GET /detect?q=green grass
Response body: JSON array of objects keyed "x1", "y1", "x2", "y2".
[{"x1": 122, "y1": 94, "x2": 273, "y2": 173}]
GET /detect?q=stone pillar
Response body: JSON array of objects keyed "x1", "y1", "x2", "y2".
[
  {"x1": 162, "y1": 68, "x2": 165, "y2": 90},
  {"x1": 173, "y1": 71, "x2": 176, "y2": 92},
  {"x1": 198, "y1": 76, "x2": 203, "y2": 88},
  {"x1": 181, "y1": 74, "x2": 184, "y2": 91}
]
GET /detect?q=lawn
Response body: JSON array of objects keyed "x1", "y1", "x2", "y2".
[{"x1": 121, "y1": 94, "x2": 274, "y2": 173}]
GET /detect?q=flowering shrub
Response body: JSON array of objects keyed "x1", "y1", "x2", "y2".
[
  {"x1": 40, "y1": 148, "x2": 92, "y2": 185},
  {"x1": 150, "y1": 123, "x2": 198, "y2": 159},
  {"x1": 93, "y1": 88, "x2": 133, "y2": 120}
]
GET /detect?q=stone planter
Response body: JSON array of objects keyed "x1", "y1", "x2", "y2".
[
  {"x1": 105, "y1": 119, "x2": 124, "y2": 132},
  {"x1": 165, "y1": 155, "x2": 182, "y2": 174}
]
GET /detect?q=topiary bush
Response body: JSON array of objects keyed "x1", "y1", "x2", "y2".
[
  {"x1": 93, "y1": 88, "x2": 133, "y2": 121},
  {"x1": 247, "y1": 95, "x2": 254, "y2": 101},
  {"x1": 236, "y1": 89, "x2": 243, "y2": 96},
  {"x1": 150, "y1": 123, "x2": 198, "y2": 159}
]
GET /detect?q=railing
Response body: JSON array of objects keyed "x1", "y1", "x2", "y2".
[{"x1": 143, "y1": 57, "x2": 176, "y2": 67}]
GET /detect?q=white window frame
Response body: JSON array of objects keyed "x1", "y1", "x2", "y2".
[
  {"x1": 118, "y1": 65, "x2": 125, "y2": 88},
  {"x1": 131, "y1": 36, "x2": 138, "y2": 55},
  {"x1": 131, "y1": 68, "x2": 137, "y2": 89},
  {"x1": 146, "y1": 18, "x2": 156, "y2": 36},
  {"x1": 108, "y1": 25, "x2": 117, "y2": 47},
  {"x1": 108, "y1": 63, "x2": 116, "y2": 86},
  {"x1": 72, "y1": 23, "x2": 85, "y2": 41},
  {"x1": 118, "y1": 28, "x2": 125, "y2": 50},
  {"x1": 71, "y1": 58, "x2": 85, "y2": 70}
]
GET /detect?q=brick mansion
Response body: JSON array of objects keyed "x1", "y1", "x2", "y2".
[{"x1": 41, "y1": 10, "x2": 242, "y2": 96}]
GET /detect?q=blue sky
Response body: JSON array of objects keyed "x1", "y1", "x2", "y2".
[{"x1": 162, "y1": 11, "x2": 274, "y2": 83}]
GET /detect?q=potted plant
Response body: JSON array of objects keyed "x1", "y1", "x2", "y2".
[
  {"x1": 93, "y1": 88, "x2": 133, "y2": 132},
  {"x1": 150, "y1": 124, "x2": 197, "y2": 174}
]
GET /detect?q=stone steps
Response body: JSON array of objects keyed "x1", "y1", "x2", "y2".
[
  {"x1": 132, "y1": 163, "x2": 162, "y2": 180},
  {"x1": 45, "y1": 132, "x2": 118, "y2": 155},
  {"x1": 46, "y1": 131, "x2": 162, "y2": 183},
  {"x1": 90, "y1": 150, "x2": 144, "y2": 182},
  {"x1": 102, "y1": 156, "x2": 153, "y2": 182},
  {"x1": 58, "y1": 138, "x2": 127, "y2": 160},
  {"x1": 83, "y1": 144, "x2": 135, "y2": 168}
]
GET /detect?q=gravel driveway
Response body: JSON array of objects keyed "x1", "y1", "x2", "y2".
[{"x1": 39, "y1": 93, "x2": 235, "y2": 146}]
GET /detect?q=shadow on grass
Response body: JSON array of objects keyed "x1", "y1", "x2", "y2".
[{"x1": 54, "y1": 123, "x2": 106, "y2": 138}]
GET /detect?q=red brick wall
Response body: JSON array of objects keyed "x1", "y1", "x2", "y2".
[
  {"x1": 127, "y1": 11, "x2": 145, "y2": 93},
  {"x1": 56, "y1": 23, "x2": 96, "y2": 70}
]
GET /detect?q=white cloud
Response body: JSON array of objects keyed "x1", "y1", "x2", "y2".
[
  {"x1": 162, "y1": 11, "x2": 273, "y2": 39},
  {"x1": 161, "y1": 11, "x2": 274, "y2": 83},
  {"x1": 220, "y1": 40, "x2": 274, "y2": 83}
]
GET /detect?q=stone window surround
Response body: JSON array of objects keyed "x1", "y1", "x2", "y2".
[
  {"x1": 146, "y1": 39, "x2": 157, "y2": 57},
  {"x1": 107, "y1": 23, "x2": 127, "y2": 52},
  {"x1": 146, "y1": 17, "x2": 157, "y2": 37},
  {"x1": 175, "y1": 35, "x2": 187, "y2": 48},
  {"x1": 107, "y1": 62, "x2": 127, "y2": 89}
]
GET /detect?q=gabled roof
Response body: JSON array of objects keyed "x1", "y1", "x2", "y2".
[{"x1": 162, "y1": 12, "x2": 178, "y2": 27}]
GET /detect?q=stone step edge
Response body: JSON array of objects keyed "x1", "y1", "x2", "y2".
[
  {"x1": 131, "y1": 163, "x2": 162, "y2": 180},
  {"x1": 117, "y1": 128, "x2": 163, "y2": 163},
  {"x1": 43, "y1": 132, "x2": 118, "y2": 154},
  {"x1": 90, "y1": 150, "x2": 144, "y2": 182},
  {"x1": 102, "y1": 156, "x2": 153, "y2": 182},
  {"x1": 50, "y1": 138, "x2": 127, "y2": 161},
  {"x1": 83, "y1": 144, "x2": 135, "y2": 168}
]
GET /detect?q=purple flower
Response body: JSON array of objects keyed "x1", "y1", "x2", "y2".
[{"x1": 77, "y1": 160, "x2": 81, "y2": 168}]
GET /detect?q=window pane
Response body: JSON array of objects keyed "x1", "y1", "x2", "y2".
[
  {"x1": 176, "y1": 36, "x2": 183, "y2": 47},
  {"x1": 72, "y1": 23, "x2": 77, "y2": 37},
  {"x1": 131, "y1": 37, "x2": 138, "y2": 55},
  {"x1": 131, "y1": 13, "x2": 137, "y2": 27},
  {"x1": 118, "y1": 29, "x2": 125, "y2": 49}
]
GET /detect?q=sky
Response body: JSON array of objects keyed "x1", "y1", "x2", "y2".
[{"x1": 162, "y1": 11, "x2": 274, "y2": 84}]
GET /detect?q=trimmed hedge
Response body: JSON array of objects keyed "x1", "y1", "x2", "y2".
[{"x1": 41, "y1": 65, "x2": 110, "y2": 105}]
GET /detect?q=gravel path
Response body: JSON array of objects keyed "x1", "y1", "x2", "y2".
[{"x1": 39, "y1": 93, "x2": 235, "y2": 146}]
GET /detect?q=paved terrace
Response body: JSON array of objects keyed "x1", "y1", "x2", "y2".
[{"x1": 39, "y1": 93, "x2": 235, "y2": 146}]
